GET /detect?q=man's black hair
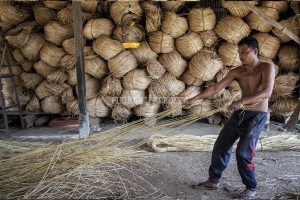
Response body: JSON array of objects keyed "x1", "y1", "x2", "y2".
[{"x1": 238, "y1": 37, "x2": 259, "y2": 53}]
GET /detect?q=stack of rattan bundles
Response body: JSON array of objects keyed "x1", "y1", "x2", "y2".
[{"x1": 2, "y1": 0, "x2": 299, "y2": 123}]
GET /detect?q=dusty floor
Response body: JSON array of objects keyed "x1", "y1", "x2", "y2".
[{"x1": 2, "y1": 120, "x2": 300, "y2": 199}]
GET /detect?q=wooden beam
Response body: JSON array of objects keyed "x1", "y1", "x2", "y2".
[
  {"x1": 72, "y1": 1, "x2": 90, "y2": 139},
  {"x1": 243, "y1": 1, "x2": 300, "y2": 45}
]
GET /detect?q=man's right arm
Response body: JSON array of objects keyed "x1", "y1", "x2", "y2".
[{"x1": 186, "y1": 69, "x2": 237, "y2": 105}]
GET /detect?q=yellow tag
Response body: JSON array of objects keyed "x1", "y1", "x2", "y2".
[
  {"x1": 130, "y1": 21, "x2": 136, "y2": 26},
  {"x1": 122, "y1": 42, "x2": 140, "y2": 49}
]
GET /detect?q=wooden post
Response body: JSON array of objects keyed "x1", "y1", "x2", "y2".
[
  {"x1": 72, "y1": 1, "x2": 90, "y2": 139},
  {"x1": 243, "y1": 2, "x2": 300, "y2": 45}
]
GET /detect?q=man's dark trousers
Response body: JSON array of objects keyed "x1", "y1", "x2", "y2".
[{"x1": 208, "y1": 109, "x2": 267, "y2": 191}]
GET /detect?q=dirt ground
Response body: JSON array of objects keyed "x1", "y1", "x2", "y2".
[
  {"x1": 2, "y1": 120, "x2": 300, "y2": 199},
  {"x1": 115, "y1": 121, "x2": 300, "y2": 200},
  {"x1": 128, "y1": 150, "x2": 300, "y2": 199}
]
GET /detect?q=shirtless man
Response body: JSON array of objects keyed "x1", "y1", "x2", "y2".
[{"x1": 186, "y1": 37, "x2": 275, "y2": 199}]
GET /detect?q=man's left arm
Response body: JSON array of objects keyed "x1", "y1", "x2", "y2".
[{"x1": 231, "y1": 64, "x2": 275, "y2": 108}]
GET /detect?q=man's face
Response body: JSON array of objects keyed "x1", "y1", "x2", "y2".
[{"x1": 238, "y1": 44, "x2": 258, "y2": 65}]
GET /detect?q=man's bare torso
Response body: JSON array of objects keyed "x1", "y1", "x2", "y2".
[{"x1": 234, "y1": 62, "x2": 270, "y2": 112}]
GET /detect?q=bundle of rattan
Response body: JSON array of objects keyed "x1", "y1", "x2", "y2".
[
  {"x1": 161, "y1": 11, "x2": 188, "y2": 38},
  {"x1": 290, "y1": 2, "x2": 300, "y2": 14},
  {"x1": 188, "y1": 8, "x2": 216, "y2": 32},
  {"x1": 1, "y1": 66, "x2": 22, "y2": 93},
  {"x1": 164, "y1": 97, "x2": 183, "y2": 117},
  {"x1": 57, "y1": 5, "x2": 95, "y2": 26},
  {"x1": 47, "y1": 69, "x2": 67, "y2": 84},
  {"x1": 80, "y1": 74, "x2": 101, "y2": 100},
  {"x1": 0, "y1": 2, "x2": 30, "y2": 25},
  {"x1": 113, "y1": 25, "x2": 144, "y2": 43},
  {"x1": 148, "y1": 81, "x2": 170, "y2": 103},
  {"x1": 199, "y1": 30, "x2": 218, "y2": 48},
  {"x1": 215, "y1": 67, "x2": 230, "y2": 83},
  {"x1": 60, "y1": 54, "x2": 75, "y2": 70},
  {"x1": 175, "y1": 32, "x2": 204, "y2": 59},
  {"x1": 41, "y1": 95, "x2": 65, "y2": 114},
  {"x1": 20, "y1": 72, "x2": 43, "y2": 89},
  {"x1": 141, "y1": 2, "x2": 161, "y2": 33},
  {"x1": 81, "y1": 1, "x2": 98, "y2": 13},
  {"x1": 10, "y1": 49, "x2": 33, "y2": 72},
  {"x1": 5, "y1": 21, "x2": 37, "y2": 48},
  {"x1": 83, "y1": 18, "x2": 114, "y2": 40},
  {"x1": 87, "y1": 97, "x2": 110, "y2": 117},
  {"x1": 112, "y1": 104, "x2": 131, "y2": 121},
  {"x1": 159, "y1": 72, "x2": 185, "y2": 96},
  {"x1": 215, "y1": 15, "x2": 250, "y2": 44},
  {"x1": 178, "y1": 86, "x2": 201, "y2": 103},
  {"x1": 278, "y1": 44, "x2": 300, "y2": 72},
  {"x1": 273, "y1": 17, "x2": 300, "y2": 43},
  {"x1": 148, "y1": 31, "x2": 174, "y2": 54},
  {"x1": 270, "y1": 97, "x2": 298, "y2": 117},
  {"x1": 1, "y1": 86, "x2": 16, "y2": 111},
  {"x1": 12, "y1": 49, "x2": 26, "y2": 64},
  {"x1": 35, "y1": 81, "x2": 69, "y2": 99},
  {"x1": 44, "y1": 21, "x2": 73, "y2": 46},
  {"x1": 123, "y1": 69, "x2": 151, "y2": 90},
  {"x1": 20, "y1": 33, "x2": 46, "y2": 61},
  {"x1": 217, "y1": 43, "x2": 241, "y2": 67},
  {"x1": 220, "y1": 0, "x2": 256, "y2": 17},
  {"x1": 110, "y1": 1, "x2": 142, "y2": 26},
  {"x1": 108, "y1": 51, "x2": 138, "y2": 78},
  {"x1": 252, "y1": 33, "x2": 280, "y2": 59},
  {"x1": 57, "y1": 6, "x2": 76, "y2": 25},
  {"x1": 272, "y1": 73, "x2": 299, "y2": 99},
  {"x1": 228, "y1": 81, "x2": 241, "y2": 92},
  {"x1": 246, "y1": 7, "x2": 279, "y2": 33},
  {"x1": 40, "y1": 42, "x2": 66, "y2": 67},
  {"x1": 61, "y1": 87, "x2": 74, "y2": 105},
  {"x1": 261, "y1": 1, "x2": 289, "y2": 13},
  {"x1": 159, "y1": 51, "x2": 187, "y2": 77},
  {"x1": 32, "y1": 3, "x2": 57, "y2": 25},
  {"x1": 15, "y1": 86, "x2": 32, "y2": 107},
  {"x1": 182, "y1": 70, "x2": 204, "y2": 86},
  {"x1": 1, "y1": 23, "x2": 13, "y2": 33},
  {"x1": 146, "y1": 59, "x2": 166, "y2": 80},
  {"x1": 120, "y1": 89, "x2": 145, "y2": 109},
  {"x1": 101, "y1": 95, "x2": 117, "y2": 108},
  {"x1": 100, "y1": 75, "x2": 123, "y2": 97},
  {"x1": 43, "y1": 1, "x2": 68, "y2": 10},
  {"x1": 26, "y1": 94, "x2": 40, "y2": 112},
  {"x1": 33, "y1": 60, "x2": 56, "y2": 77},
  {"x1": 130, "y1": 42, "x2": 157, "y2": 65},
  {"x1": 65, "y1": 99, "x2": 79, "y2": 116},
  {"x1": 20, "y1": 61, "x2": 33, "y2": 72},
  {"x1": 134, "y1": 101, "x2": 160, "y2": 118},
  {"x1": 161, "y1": 1, "x2": 185, "y2": 12},
  {"x1": 66, "y1": 70, "x2": 93, "y2": 86},
  {"x1": 212, "y1": 89, "x2": 241, "y2": 118},
  {"x1": 62, "y1": 37, "x2": 87, "y2": 55},
  {"x1": 188, "y1": 99, "x2": 214, "y2": 117},
  {"x1": 189, "y1": 50, "x2": 223, "y2": 81},
  {"x1": 84, "y1": 55, "x2": 108, "y2": 79},
  {"x1": 0, "y1": 65, "x2": 22, "y2": 78},
  {"x1": 92, "y1": 36, "x2": 124, "y2": 60}
]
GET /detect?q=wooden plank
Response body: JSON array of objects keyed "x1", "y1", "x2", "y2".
[
  {"x1": 72, "y1": 1, "x2": 90, "y2": 139},
  {"x1": 243, "y1": 2, "x2": 300, "y2": 45}
]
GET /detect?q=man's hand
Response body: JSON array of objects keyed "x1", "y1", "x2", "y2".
[
  {"x1": 185, "y1": 98, "x2": 197, "y2": 108},
  {"x1": 229, "y1": 100, "x2": 244, "y2": 110}
]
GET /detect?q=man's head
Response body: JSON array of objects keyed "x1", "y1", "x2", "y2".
[{"x1": 238, "y1": 37, "x2": 259, "y2": 65}]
